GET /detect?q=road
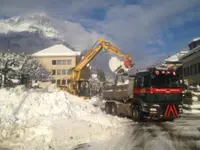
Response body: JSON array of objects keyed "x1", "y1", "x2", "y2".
[
  {"x1": 1, "y1": 111, "x2": 200, "y2": 150},
  {"x1": 72, "y1": 112, "x2": 200, "y2": 150}
]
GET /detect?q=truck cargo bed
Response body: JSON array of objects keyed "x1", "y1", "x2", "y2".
[{"x1": 102, "y1": 77, "x2": 134, "y2": 100}]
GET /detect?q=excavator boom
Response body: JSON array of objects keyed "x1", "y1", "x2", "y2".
[{"x1": 63, "y1": 38, "x2": 134, "y2": 97}]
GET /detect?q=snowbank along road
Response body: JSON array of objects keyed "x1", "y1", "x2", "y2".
[{"x1": 0, "y1": 86, "x2": 200, "y2": 150}]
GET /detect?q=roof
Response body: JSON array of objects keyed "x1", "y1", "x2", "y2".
[
  {"x1": 165, "y1": 50, "x2": 188, "y2": 63},
  {"x1": 32, "y1": 44, "x2": 81, "y2": 57},
  {"x1": 180, "y1": 45, "x2": 200, "y2": 60},
  {"x1": 189, "y1": 37, "x2": 200, "y2": 44}
]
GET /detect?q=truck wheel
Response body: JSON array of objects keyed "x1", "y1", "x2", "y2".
[
  {"x1": 111, "y1": 103, "x2": 117, "y2": 115},
  {"x1": 132, "y1": 105, "x2": 141, "y2": 122},
  {"x1": 105, "y1": 102, "x2": 111, "y2": 114}
]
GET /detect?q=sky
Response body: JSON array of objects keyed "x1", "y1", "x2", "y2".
[{"x1": 1, "y1": 0, "x2": 200, "y2": 69}]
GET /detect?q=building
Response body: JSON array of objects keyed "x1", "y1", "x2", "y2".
[
  {"x1": 180, "y1": 37, "x2": 200, "y2": 86},
  {"x1": 163, "y1": 50, "x2": 189, "y2": 78},
  {"x1": 32, "y1": 44, "x2": 91, "y2": 87}
]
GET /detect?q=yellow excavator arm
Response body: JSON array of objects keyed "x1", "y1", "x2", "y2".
[{"x1": 67, "y1": 38, "x2": 134, "y2": 96}]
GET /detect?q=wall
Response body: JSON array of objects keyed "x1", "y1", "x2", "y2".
[
  {"x1": 182, "y1": 50, "x2": 200, "y2": 85},
  {"x1": 35, "y1": 55, "x2": 91, "y2": 86}
]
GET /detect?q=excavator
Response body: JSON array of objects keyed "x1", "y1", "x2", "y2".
[{"x1": 59, "y1": 38, "x2": 134, "y2": 98}]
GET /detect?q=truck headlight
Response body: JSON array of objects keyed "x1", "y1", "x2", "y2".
[{"x1": 150, "y1": 108, "x2": 157, "y2": 112}]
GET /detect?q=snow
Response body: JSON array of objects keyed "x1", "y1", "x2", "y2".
[
  {"x1": 0, "y1": 85, "x2": 126, "y2": 149},
  {"x1": 191, "y1": 37, "x2": 200, "y2": 42},
  {"x1": 0, "y1": 14, "x2": 61, "y2": 39},
  {"x1": 117, "y1": 80, "x2": 129, "y2": 85},
  {"x1": 32, "y1": 44, "x2": 81, "y2": 57},
  {"x1": 108, "y1": 57, "x2": 129, "y2": 74},
  {"x1": 192, "y1": 96, "x2": 199, "y2": 102},
  {"x1": 109, "y1": 57, "x2": 122, "y2": 72},
  {"x1": 165, "y1": 51, "x2": 188, "y2": 62},
  {"x1": 91, "y1": 73, "x2": 97, "y2": 78},
  {"x1": 0, "y1": 52, "x2": 50, "y2": 87},
  {"x1": 10, "y1": 79, "x2": 20, "y2": 84}
]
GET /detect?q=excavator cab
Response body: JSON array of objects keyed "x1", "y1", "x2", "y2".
[{"x1": 77, "y1": 80, "x2": 90, "y2": 99}]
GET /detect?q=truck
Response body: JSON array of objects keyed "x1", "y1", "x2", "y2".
[{"x1": 102, "y1": 67, "x2": 183, "y2": 121}]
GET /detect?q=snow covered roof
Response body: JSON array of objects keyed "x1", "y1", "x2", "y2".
[
  {"x1": 180, "y1": 45, "x2": 200, "y2": 60},
  {"x1": 190, "y1": 37, "x2": 200, "y2": 43},
  {"x1": 32, "y1": 44, "x2": 81, "y2": 57},
  {"x1": 165, "y1": 51, "x2": 188, "y2": 63}
]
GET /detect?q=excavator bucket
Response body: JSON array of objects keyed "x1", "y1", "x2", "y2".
[
  {"x1": 109, "y1": 57, "x2": 133, "y2": 75},
  {"x1": 124, "y1": 59, "x2": 133, "y2": 69}
]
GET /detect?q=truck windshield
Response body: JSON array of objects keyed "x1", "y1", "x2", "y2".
[{"x1": 151, "y1": 73, "x2": 180, "y2": 88}]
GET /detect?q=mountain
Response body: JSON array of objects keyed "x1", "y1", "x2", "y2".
[
  {"x1": 0, "y1": 13, "x2": 64, "y2": 53},
  {"x1": 0, "y1": 13, "x2": 96, "y2": 53},
  {"x1": 0, "y1": 13, "x2": 118, "y2": 73}
]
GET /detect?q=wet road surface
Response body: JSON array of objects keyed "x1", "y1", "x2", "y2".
[{"x1": 72, "y1": 113, "x2": 200, "y2": 150}]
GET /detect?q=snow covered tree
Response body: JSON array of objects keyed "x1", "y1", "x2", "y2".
[
  {"x1": 21, "y1": 56, "x2": 51, "y2": 81},
  {"x1": 96, "y1": 68, "x2": 106, "y2": 83},
  {"x1": 89, "y1": 73, "x2": 102, "y2": 96},
  {"x1": 0, "y1": 51, "x2": 51, "y2": 87}
]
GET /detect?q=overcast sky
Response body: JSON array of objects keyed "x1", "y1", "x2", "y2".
[{"x1": 1, "y1": 0, "x2": 200, "y2": 69}]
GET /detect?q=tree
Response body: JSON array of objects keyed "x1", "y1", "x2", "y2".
[
  {"x1": 96, "y1": 68, "x2": 106, "y2": 83},
  {"x1": 0, "y1": 52, "x2": 51, "y2": 87},
  {"x1": 89, "y1": 73, "x2": 102, "y2": 96},
  {"x1": 21, "y1": 56, "x2": 51, "y2": 81}
]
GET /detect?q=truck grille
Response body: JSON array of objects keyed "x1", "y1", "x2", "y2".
[{"x1": 149, "y1": 93, "x2": 182, "y2": 103}]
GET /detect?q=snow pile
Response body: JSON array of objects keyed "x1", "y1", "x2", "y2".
[
  {"x1": 0, "y1": 86, "x2": 126, "y2": 149},
  {"x1": 0, "y1": 86, "x2": 123, "y2": 127}
]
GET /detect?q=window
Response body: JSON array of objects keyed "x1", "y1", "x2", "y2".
[
  {"x1": 66, "y1": 59, "x2": 72, "y2": 65},
  {"x1": 52, "y1": 70, "x2": 56, "y2": 75},
  {"x1": 135, "y1": 76, "x2": 142, "y2": 88},
  {"x1": 190, "y1": 65, "x2": 193, "y2": 76},
  {"x1": 62, "y1": 69, "x2": 66, "y2": 75},
  {"x1": 143, "y1": 76, "x2": 150, "y2": 87},
  {"x1": 57, "y1": 69, "x2": 61, "y2": 75},
  {"x1": 52, "y1": 60, "x2": 71, "y2": 65},
  {"x1": 198, "y1": 63, "x2": 200, "y2": 74},
  {"x1": 52, "y1": 60, "x2": 56, "y2": 65},
  {"x1": 61, "y1": 60, "x2": 66, "y2": 65},
  {"x1": 187, "y1": 67, "x2": 189, "y2": 76},
  {"x1": 67, "y1": 79, "x2": 71, "y2": 84},
  {"x1": 57, "y1": 80, "x2": 61, "y2": 85},
  {"x1": 151, "y1": 74, "x2": 180, "y2": 88},
  {"x1": 194, "y1": 64, "x2": 197, "y2": 75},
  {"x1": 184, "y1": 68, "x2": 187, "y2": 77},
  {"x1": 52, "y1": 80, "x2": 56, "y2": 83},
  {"x1": 56, "y1": 60, "x2": 61, "y2": 65},
  {"x1": 67, "y1": 69, "x2": 71, "y2": 75},
  {"x1": 62, "y1": 79, "x2": 66, "y2": 85}
]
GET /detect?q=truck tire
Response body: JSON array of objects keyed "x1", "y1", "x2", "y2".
[
  {"x1": 111, "y1": 103, "x2": 117, "y2": 115},
  {"x1": 105, "y1": 102, "x2": 112, "y2": 114},
  {"x1": 132, "y1": 105, "x2": 142, "y2": 122}
]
